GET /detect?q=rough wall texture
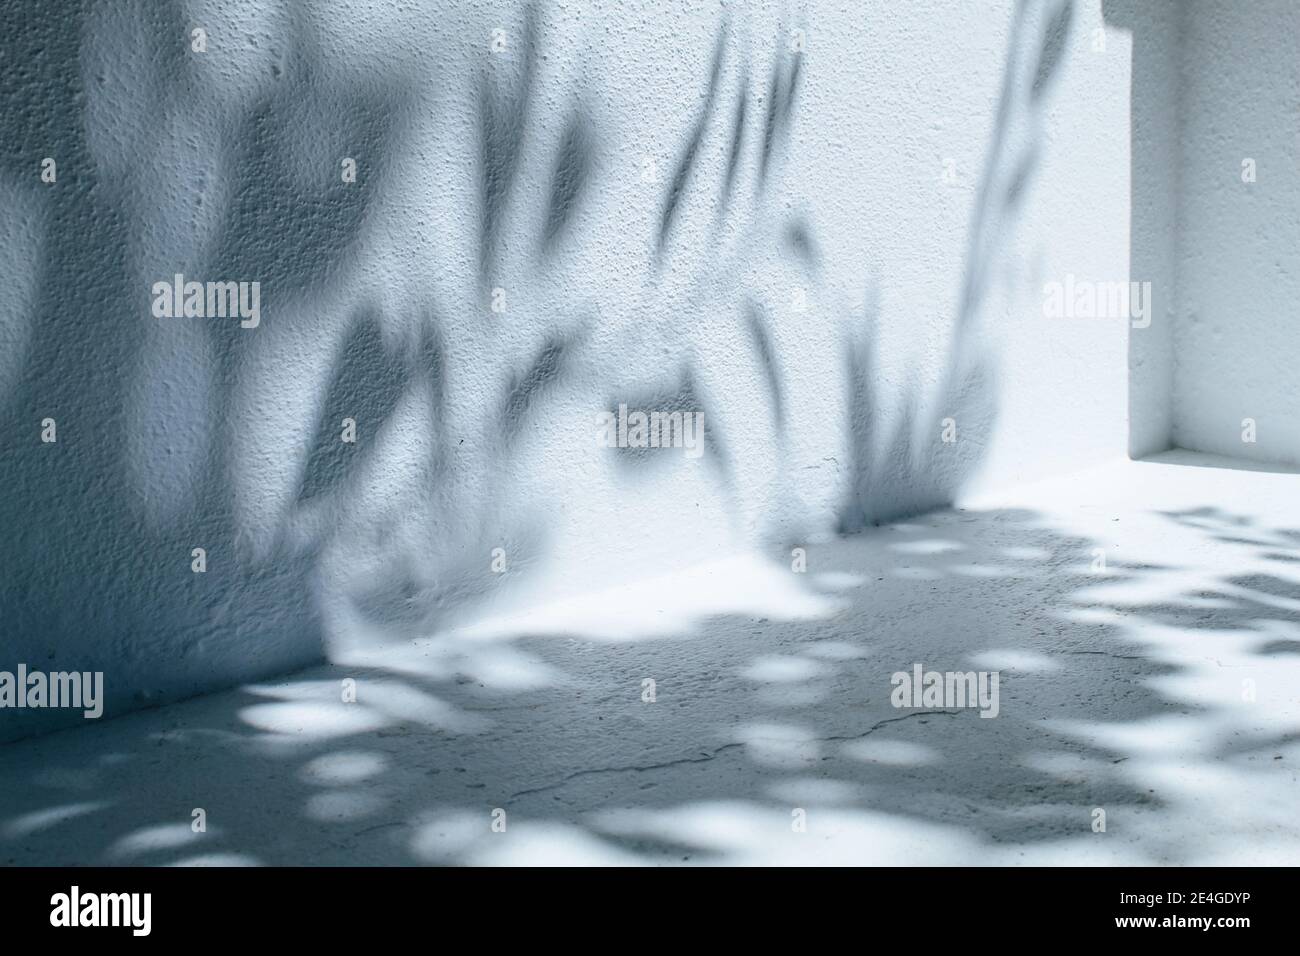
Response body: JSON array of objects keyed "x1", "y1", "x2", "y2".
[
  {"x1": 0, "y1": 0, "x2": 1136, "y2": 741},
  {"x1": 1107, "y1": 0, "x2": 1180, "y2": 458},
  {"x1": 1172, "y1": 0, "x2": 1300, "y2": 465}
]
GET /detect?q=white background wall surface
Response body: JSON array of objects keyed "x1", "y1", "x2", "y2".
[
  {"x1": 0, "y1": 0, "x2": 1154, "y2": 740},
  {"x1": 1171, "y1": 0, "x2": 1300, "y2": 466}
]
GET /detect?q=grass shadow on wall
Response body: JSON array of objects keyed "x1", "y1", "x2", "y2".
[{"x1": 0, "y1": 0, "x2": 1074, "y2": 747}]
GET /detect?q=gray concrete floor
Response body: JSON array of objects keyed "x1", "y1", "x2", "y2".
[{"x1": 2, "y1": 450, "x2": 1298, "y2": 865}]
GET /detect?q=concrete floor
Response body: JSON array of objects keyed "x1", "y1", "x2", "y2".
[{"x1": 3, "y1": 450, "x2": 1299, "y2": 865}]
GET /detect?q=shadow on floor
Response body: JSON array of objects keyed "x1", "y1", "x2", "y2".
[{"x1": 4, "y1": 498, "x2": 1296, "y2": 865}]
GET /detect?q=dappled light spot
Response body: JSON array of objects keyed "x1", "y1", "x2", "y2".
[
  {"x1": 950, "y1": 563, "x2": 1032, "y2": 578},
  {"x1": 2, "y1": 802, "x2": 106, "y2": 840},
  {"x1": 408, "y1": 810, "x2": 488, "y2": 863},
  {"x1": 732, "y1": 723, "x2": 821, "y2": 769},
  {"x1": 890, "y1": 539, "x2": 965, "y2": 556},
  {"x1": 740, "y1": 655, "x2": 829, "y2": 683},
  {"x1": 238, "y1": 701, "x2": 391, "y2": 740},
  {"x1": 167, "y1": 853, "x2": 262, "y2": 867},
  {"x1": 300, "y1": 751, "x2": 388, "y2": 786},
  {"x1": 107, "y1": 822, "x2": 214, "y2": 861},
  {"x1": 1002, "y1": 546, "x2": 1051, "y2": 561},
  {"x1": 966, "y1": 649, "x2": 1061, "y2": 673},
  {"x1": 447, "y1": 553, "x2": 843, "y2": 643}
]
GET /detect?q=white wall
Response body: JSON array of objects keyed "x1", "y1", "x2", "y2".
[
  {"x1": 1171, "y1": 0, "x2": 1300, "y2": 466},
  {"x1": 0, "y1": 0, "x2": 1142, "y2": 741},
  {"x1": 1108, "y1": 0, "x2": 1181, "y2": 458}
]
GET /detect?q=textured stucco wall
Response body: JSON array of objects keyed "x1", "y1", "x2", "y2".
[
  {"x1": 0, "y1": 0, "x2": 1139, "y2": 741},
  {"x1": 1107, "y1": 0, "x2": 1180, "y2": 458},
  {"x1": 1171, "y1": 0, "x2": 1300, "y2": 465}
]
